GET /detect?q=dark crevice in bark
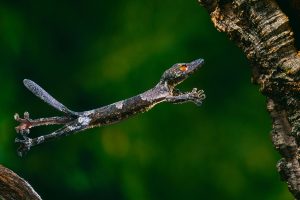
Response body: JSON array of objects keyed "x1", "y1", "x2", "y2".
[{"x1": 277, "y1": 0, "x2": 300, "y2": 49}]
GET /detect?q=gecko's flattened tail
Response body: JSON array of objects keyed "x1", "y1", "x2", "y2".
[{"x1": 23, "y1": 79, "x2": 78, "y2": 116}]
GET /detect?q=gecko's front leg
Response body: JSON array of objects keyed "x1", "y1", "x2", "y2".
[{"x1": 166, "y1": 88, "x2": 205, "y2": 106}]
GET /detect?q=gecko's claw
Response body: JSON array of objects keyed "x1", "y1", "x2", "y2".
[{"x1": 14, "y1": 112, "x2": 32, "y2": 136}]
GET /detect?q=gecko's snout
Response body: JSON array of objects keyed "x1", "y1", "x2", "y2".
[
  {"x1": 160, "y1": 58, "x2": 205, "y2": 87},
  {"x1": 188, "y1": 58, "x2": 204, "y2": 73}
]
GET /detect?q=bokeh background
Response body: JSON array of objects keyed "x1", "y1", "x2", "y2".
[{"x1": 0, "y1": 0, "x2": 293, "y2": 199}]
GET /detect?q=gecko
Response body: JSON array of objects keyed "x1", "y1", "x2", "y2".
[{"x1": 14, "y1": 58, "x2": 206, "y2": 156}]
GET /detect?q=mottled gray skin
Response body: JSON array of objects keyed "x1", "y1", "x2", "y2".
[{"x1": 15, "y1": 58, "x2": 205, "y2": 156}]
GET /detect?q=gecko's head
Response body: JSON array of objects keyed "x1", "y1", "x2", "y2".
[{"x1": 160, "y1": 58, "x2": 204, "y2": 87}]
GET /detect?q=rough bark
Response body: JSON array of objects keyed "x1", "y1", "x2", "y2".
[
  {"x1": 277, "y1": 0, "x2": 300, "y2": 48},
  {"x1": 0, "y1": 164, "x2": 42, "y2": 200},
  {"x1": 198, "y1": 0, "x2": 300, "y2": 198}
]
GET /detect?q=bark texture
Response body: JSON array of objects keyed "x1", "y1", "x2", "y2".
[
  {"x1": 198, "y1": 0, "x2": 300, "y2": 198},
  {"x1": 0, "y1": 164, "x2": 42, "y2": 200}
]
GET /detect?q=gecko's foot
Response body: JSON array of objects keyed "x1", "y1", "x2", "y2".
[
  {"x1": 188, "y1": 88, "x2": 206, "y2": 106},
  {"x1": 14, "y1": 112, "x2": 32, "y2": 136},
  {"x1": 167, "y1": 88, "x2": 206, "y2": 106},
  {"x1": 15, "y1": 136, "x2": 32, "y2": 157}
]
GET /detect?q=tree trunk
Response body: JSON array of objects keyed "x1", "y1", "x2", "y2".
[
  {"x1": 0, "y1": 164, "x2": 42, "y2": 200},
  {"x1": 198, "y1": 0, "x2": 300, "y2": 198}
]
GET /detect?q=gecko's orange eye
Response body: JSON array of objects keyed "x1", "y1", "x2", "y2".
[{"x1": 179, "y1": 65, "x2": 188, "y2": 72}]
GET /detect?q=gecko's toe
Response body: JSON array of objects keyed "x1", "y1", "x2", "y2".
[
  {"x1": 24, "y1": 111, "x2": 30, "y2": 119},
  {"x1": 190, "y1": 88, "x2": 205, "y2": 99}
]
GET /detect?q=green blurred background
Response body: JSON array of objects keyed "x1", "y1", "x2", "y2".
[{"x1": 0, "y1": 0, "x2": 292, "y2": 199}]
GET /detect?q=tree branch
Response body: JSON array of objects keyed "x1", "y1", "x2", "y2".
[
  {"x1": 0, "y1": 164, "x2": 42, "y2": 200},
  {"x1": 198, "y1": 0, "x2": 300, "y2": 198}
]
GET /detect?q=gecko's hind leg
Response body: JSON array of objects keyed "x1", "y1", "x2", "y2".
[
  {"x1": 14, "y1": 112, "x2": 74, "y2": 136},
  {"x1": 15, "y1": 117, "x2": 90, "y2": 156}
]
